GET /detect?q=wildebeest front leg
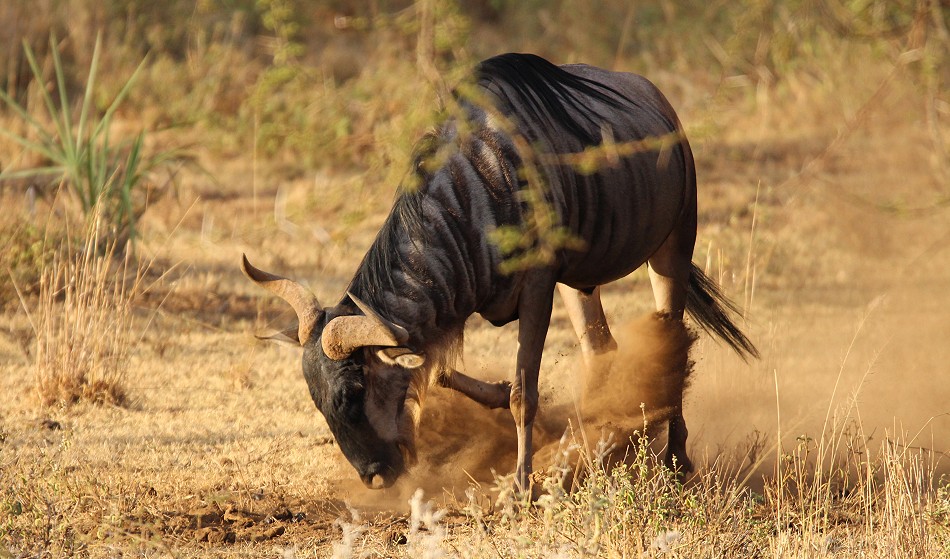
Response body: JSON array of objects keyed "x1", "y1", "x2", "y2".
[
  {"x1": 511, "y1": 280, "x2": 555, "y2": 492},
  {"x1": 438, "y1": 369, "x2": 511, "y2": 409}
]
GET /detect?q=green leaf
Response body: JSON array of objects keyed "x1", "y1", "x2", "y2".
[
  {"x1": 0, "y1": 128, "x2": 63, "y2": 165},
  {"x1": 0, "y1": 165, "x2": 66, "y2": 181},
  {"x1": 0, "y1": 87, "x2": 55, "y2": 146},
  {"x1": 76, "y1": 32, "x2": 103, "y2": 156}
]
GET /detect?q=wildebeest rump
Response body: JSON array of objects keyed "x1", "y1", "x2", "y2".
[{"x1": 242, "y1": 53, "x2": 757, "y2": 490}]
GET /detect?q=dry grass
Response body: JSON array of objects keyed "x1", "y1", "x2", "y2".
[
  {"x1": 0, "y1": 0, "x2": 948, "y2": 557},
  {"x1": 320, "y1": 413, "x2": 950, "y2": 558},
  {"x1": 13, "y1": 214, "x2": 153, "y2": 408}
]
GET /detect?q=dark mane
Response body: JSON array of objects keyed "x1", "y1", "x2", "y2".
[
  {"x1": 347, "y1": 120, "x2": 460, "y2": 314},
  {"x1": 347, "y1": 186, "x2": 429, "y2": 308}
]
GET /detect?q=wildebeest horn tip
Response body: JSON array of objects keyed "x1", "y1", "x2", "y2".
[
  {"x1": 347, "y1": 291, "x2": 409, "y2": 345},
  {"x1": 241, "y1": 253, "x2": 321, "y2": 345}
]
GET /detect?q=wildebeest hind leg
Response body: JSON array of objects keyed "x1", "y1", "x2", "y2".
[
  {"x1": 647, "y1": 217, "x2": 696, "y2": 473},
  {"x1": 557, "y1": 284, "x2": 618, "y2": 368}
]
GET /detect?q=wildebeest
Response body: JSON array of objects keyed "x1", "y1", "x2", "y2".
[{"x1": 243, "y1": 53, "x2": 757, "y2": 490}]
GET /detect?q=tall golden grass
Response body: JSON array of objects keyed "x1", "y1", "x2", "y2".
[{"x1": 13, "y1": 214, "x2": 151, "y2": 408}]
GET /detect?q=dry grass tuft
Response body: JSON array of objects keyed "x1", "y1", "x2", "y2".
[{"x1": 15, "y1": 215, "x2": 151, "y2": 409}]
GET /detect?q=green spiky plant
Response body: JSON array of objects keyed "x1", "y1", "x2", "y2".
[{"x1": 0, "y1": 33, "x2": 177, "y2": 251}]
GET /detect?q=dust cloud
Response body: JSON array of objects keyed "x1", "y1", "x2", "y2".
[
  {"x1": 684, "y1": 285, "x2": 950, "y2": 490},
  {"x1": 338, "y1": 278, "x2": 950, "y2": 515},
  {"x1": 343, "y1": 313, "x2": 696, "y2": 510}
]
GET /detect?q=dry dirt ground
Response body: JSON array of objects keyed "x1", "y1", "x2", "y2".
[{"x1": 1, "y1": 63, "x2": 948, "y2": 556}]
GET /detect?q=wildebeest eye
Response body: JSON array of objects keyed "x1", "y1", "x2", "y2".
[{"x1": 333, "y1": 377, "x2": 365, "y2": 423}]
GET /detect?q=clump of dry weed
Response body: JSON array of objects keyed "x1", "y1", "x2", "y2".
[{"x1": 15, "y1": 216, "x2": 150, "y2": 408}]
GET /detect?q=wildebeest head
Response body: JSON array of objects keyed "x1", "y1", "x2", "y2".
[{"x1": 241, "y1": 255, "x2": 426, "y2": 489}]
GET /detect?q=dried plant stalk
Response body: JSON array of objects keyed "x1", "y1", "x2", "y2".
[{"x1": 26, "y1": 216, "x2": 145, "y2": 408}]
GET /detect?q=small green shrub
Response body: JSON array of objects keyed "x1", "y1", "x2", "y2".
[{"x1": 0, "y1": 222, "x2": 64, "y2": 308}]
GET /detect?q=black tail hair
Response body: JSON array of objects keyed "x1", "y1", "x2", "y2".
[{"x1": 686, "y1": 263, "x2": 759, "y2": 360}]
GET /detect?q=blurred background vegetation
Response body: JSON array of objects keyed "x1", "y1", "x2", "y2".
[
  {"x1": 0, "y1": 0, "x2": 947, "y2": 295},
  {"x1": 2, "y1": 0, "x2": 944, "y2": 175}
]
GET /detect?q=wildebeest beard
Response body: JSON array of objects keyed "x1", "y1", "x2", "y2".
[{"x1": 301, "y1": 340, "x2": 413, "y2": 488}]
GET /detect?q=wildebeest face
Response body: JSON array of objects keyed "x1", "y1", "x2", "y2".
[
  {"x1": 302, "y1": 338, "x2": 421, "y2": 489},
  {"x1": 241, "y1": 255, "x2": 426, "y2": 489}
]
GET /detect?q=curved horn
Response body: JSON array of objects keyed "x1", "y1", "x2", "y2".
[
  {"x1": 348, "y1": 292, "x2": 409, "y2": 344},
  {"x1": 241, "y1": 254, "x2": 322, "y2": 345},
  {"x1": 321, "y1": 292, "x2": 410, "y2": 360}
]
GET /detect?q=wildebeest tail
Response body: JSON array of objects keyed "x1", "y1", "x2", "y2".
[{"x1": 686, "y1": 263, "x2": 759, "y2": 360}]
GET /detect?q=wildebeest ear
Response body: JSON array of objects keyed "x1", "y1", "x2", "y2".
[
  {"x1": 377, "y1": 347, "x2": 426, "y2": 369},
  {"x1": 254, "y1": 323, "x2": 300, "y2": 345},
  {"x1": 241, "y1": 254, "x2": 322, "y2": 345}
]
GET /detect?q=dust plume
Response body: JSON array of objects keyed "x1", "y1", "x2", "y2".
[
  {"x1": 570, "y1": 313, "x2": 695, "y2": 461},
  {"x1": 344, "y1": 312, "x2": 696, "y2": 510},
  {"x1": 684, "y1": 285, "x2": 950, "y2": 490}
]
